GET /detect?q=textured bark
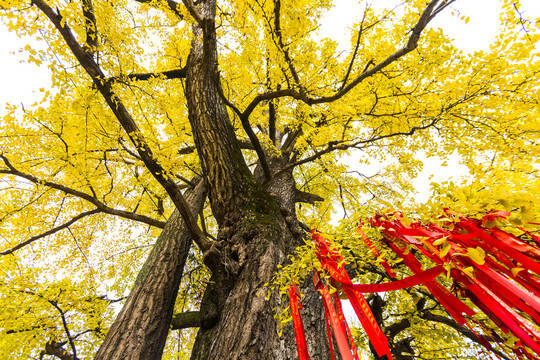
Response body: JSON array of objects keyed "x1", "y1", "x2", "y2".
[
  {"x1": 94, "y1": 180, "x2": 207, "y2": 360},
  {"x1": 180, "y1": 2, "x2": 336, "y2": 359},
  {"x1": 171, "y1": 311, "x2": 201, "y2": 330},
  {"x1": 184, "y1": 1, "x2": 254, "y2": 226},
  {"x1": 190, "y1": 216, "x2": 337, "y2": 360}
]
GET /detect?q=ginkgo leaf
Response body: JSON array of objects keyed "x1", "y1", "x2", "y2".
[
  {"x1": 511, "y1": 267, "x2": 524, "y2": 277},
  {"x1": 440, "y1": 242, "x2": 452, "y2": 257},
  {"x1": 466, "y1": 247, "x2": 486, "y2": 265},
  {"x1": 433, "y1": 237, "x2": 448, "y2": 246},
  {"x1": 462, "y1": 266, "x2": 475, "y2": 278}
]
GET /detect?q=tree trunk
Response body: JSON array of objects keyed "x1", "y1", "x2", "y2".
[
  {"x1": 94, "y1": 179, "x2": 207, "y2": 360},
  {"x1": 190, "y1": 218, "x2": 337, "y2": 359},
  {"x1": 181, "y1": 3, "x2": 336, "y2": 358},
  {"x1": 95, "y1": 0, "x2": 338, "y2": 357}
]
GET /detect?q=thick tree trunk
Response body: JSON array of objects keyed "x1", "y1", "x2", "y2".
[
  {"x1": 181, "y1": 3, "x2": 336, "y2": 358},
  {"x1": 190, "y1": 217, "x2": 337, "y2": 360},
  {"x1": 94, "y1": 180, "x2": 207, "y2": 360}
]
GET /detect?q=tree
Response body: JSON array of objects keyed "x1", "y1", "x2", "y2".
[{"x1": 0, "y1": 0, "x2": 538, "y2": 359}]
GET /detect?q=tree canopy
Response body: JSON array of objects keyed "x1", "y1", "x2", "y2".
[{"x1": 0, "y1": 0, "x2": 539, "y2": 359}]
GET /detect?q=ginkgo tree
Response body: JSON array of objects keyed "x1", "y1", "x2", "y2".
[{"x1": 0, "y1": 0, "x2": 539, "y2": 359}]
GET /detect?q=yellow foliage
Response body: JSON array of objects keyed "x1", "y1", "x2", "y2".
[{"x1": 1, "y1": 0, "x2": 538, "y2": 358}]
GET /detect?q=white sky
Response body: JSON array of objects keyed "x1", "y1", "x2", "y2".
[
  {"x1": 1, "y1": 0, "x2": 538, "y2": 201},
  {"x1": 1, "y1": 0, "x2": 538, "y2": 330},
  {"x1": 1, "y1": 0, "x2": 538, "y2": 110}
]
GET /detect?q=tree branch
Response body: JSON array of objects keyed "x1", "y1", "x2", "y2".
[
  {"x1": 239, "y1": 114, "x2": 272, "y2": 182},
  {"x1": 47, "y1": 300, "x2": 77, "y2": 359},
  {"x1": 273, "y1": 0, "x2": 303, "y2": 92},
  {"x1": 0, "y1": 154, "x2": 166, "y2": 228},
  {"x1": 81, "y1": 0, "x2": 98, "y2": 56},
  {"x1": 420, "y1": 311, "x2": 512, "y2": 360},
  {"x1": 41, "y1": 341, "x2": 79, "y2": 360},
  {"x1": 241, "y1": 0, "x2": 450, "y2": 120},
  {"x1": 0, "y1": 209, "x2": 100, "y2": 256},
  {"x1": 171, "y1": 311, "x2": 201, "y2": 330},
  {"x1": 294, "y1": 189, "x2": 323, "y2": 204},
  {"x1": 134, "y1": 0, "x2": 184, "y2": 18},
  {"x1": 181, "y1": 0, "x2": 203, "y2": 24},
  {"x1": 385, "y1": 318, "x2": 411, "y2": 341},
  {"x1": 217, "y1": 85, "x2": 273, "y2": 182},
  {"x1": 114, "y1": 67, "x2": 187, "y2": 82},
  {"x1": 275, "y1": 117, "x2": 440, "y2": 176},
  {"x1": 178, "y1": 139, "x2": 255, "y2": 155},
  {"x1": 31, "y1": 0, "x2": 209, "y2": 251}
]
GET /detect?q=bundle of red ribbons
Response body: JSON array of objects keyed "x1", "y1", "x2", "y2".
[{"x1": 288, "y1": 211, "x2": 540, "y2": 360}]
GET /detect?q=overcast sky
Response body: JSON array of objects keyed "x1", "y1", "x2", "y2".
[
  {"x1": 0, "y1": 0, "x2": 538, "y2": 202},
  {"x1": 1, "y1": 0, "x2": 538, "y2": 113}
]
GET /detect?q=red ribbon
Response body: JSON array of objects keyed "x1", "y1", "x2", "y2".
[
  {"x1": 357, "y1": 225, "x2": 396, "y2": 278},
  {"x1": 313, "y1": 231, "x2": 393, "y2": 359},
  {"x1": 371, "y1": 212, "x2": 540, "y2": 357},
  {"x1": 314, "y1": 273, "x2": 354, "y2": 360},
  {"x1": 288, "y1": 284, "x2": 310, "y2": 360},
  {"x1": 287, "y1": 212, "x2": 540, "y2": 359},
  {"x1": 348, "y1": 265, "x2": 444, "y2": 293}
]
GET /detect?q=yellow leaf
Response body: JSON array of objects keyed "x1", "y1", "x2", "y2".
[
  {"x1": 462, "y1": 266, "x2": 475, "y2": 278},
  {"x1": 433, "y1": 237, "x2": 448, "y2": 246},
  {"x1": 280, "y1": 316, "x2": 292, "y2": 325},
  {"x1": 466, "y1": 247, "x2": 485, "y2": 265},
  {"x1": 511, "y1": 267, "x2": 524, "y2": 277},
  {"x1": 440, "y1": 242, "x2": 452, "y2": 257}
]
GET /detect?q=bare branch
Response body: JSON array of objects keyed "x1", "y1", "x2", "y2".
[
  {"x1": 181, "y1": 0, "x2": 203, "y2": 24},
  {"x1": 113, "y1": 67, "x2": 187, "y2": 82},
  {"x1": 0, "y1": 154, "x2": 166, "y2": 228},
  {"x1": 268, "y1": 100, "x2": 277, "y2": 145},
  {"x1": 217, "y1": 86, "x2": 273, "y2": 182},
  {"x1": 385, "y1": 317, "x2": 411, "y2": 341},
  {"x1": 41, "y1": 340, "x2": 79, "y2": 360},
  {"x1": 273, "y1": 0, "x2": 303, "y2": 91},
  {"x1": 178, "y1": 139, "x2": 255, "y2": 155},
  {"x1": 340, "y1": 7, "x2": 367, "y2": 91},
  {"x1": 134, "y1": 0, "x2": 184, "y2": 18},
  {"x1": 171, "y1": 311, "x2": 201, "y2": 330},
  {"x1": 1, "y1": 209, "x2": 100, "y2": 256},
  {"x1": 280, "y1": 128, "x2": 302, "y2": 153},
  {"x1": 31, "y1": 0, "x2": 208, "y2": 251},
  {"x1": 239, "y1": 114, "x2": 272, "y2": 182},
  {"x1": 294, "y1": 189, "x2": 324, "y2": 204},
  {"x1": 241, "y1": 0, "x2": 448, "y2": 119},
  {"x1": 81, "y1": 0, "x2": 98, "y2": 56},
  {"x1": 47, "y1": 300, "x2": 78, "y2": 359}
]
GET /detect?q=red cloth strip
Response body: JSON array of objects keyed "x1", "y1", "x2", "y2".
[
  {"x1": 348, "y1": 265, "x2": 444, "y2": 293},
  {"x1": 456, "y1": 273, "x2": 540, "y2": 355},
  {"x1": 389, "y1": 242, "x2": 475, "y2": 323},
  {"x1": 342, "y1": 284, "x2": 393, "y2": 359},
  {"x1": 332, "y1": 289, "x2": 360, "y2": 360},
  {"x1": 357, "y1": 226, "x2": 396, "y2": 278},
  {"x1": 288, "y1": 284, "x2": 310, "y2": 360},
  {"x1": 313, "y1": 232, "x2": 393, "y2": 359},
  {"x1": 315, "y1": 274, "x2": 354, "y2": 360}
]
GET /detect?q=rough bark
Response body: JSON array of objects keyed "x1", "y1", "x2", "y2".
[
  {"x1": 184, "y1": 0, "x2": 255, "y2": 227},
  {"x1": 181, "y1": 2, "x2": 336, "y2": 358},
  {"x1": 29, "y1": 1, "x2": 456, "y2": 359},
  {"x1": 94, "y1": 179, "x2": 207, "y2": 360},
  {"x1": 190, "y1": 215, "x2": 336, "y2": 360}
]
